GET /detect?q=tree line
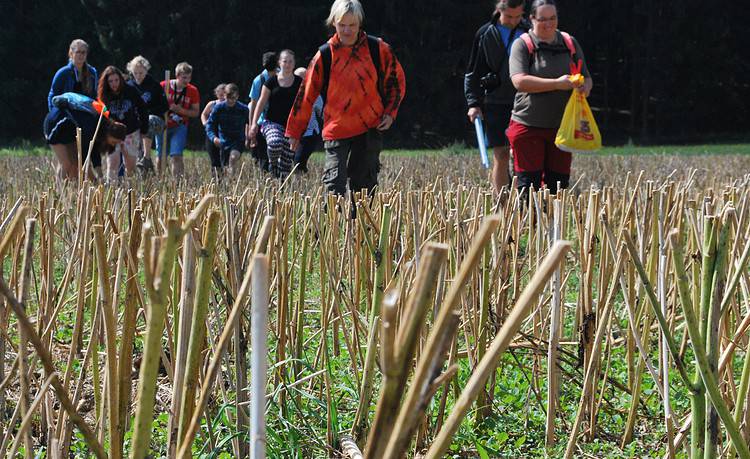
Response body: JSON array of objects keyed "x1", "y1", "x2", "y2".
[{"x1": 2, "y1": 0, "x2": 748, "y2": 147}]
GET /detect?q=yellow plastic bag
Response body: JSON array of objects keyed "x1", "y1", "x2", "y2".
[{"x1": 555, "y1": 74, "x2": 602, "y2": 153}]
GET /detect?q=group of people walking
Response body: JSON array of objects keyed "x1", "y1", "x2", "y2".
[
  {"x1": 43, "y1": 0, "x2": 592, "y2": 199},
  {"x1": 465, "y1": 0, "x2": 592, "y2": 195},
  {"x1": 43, "y1": 0, "x2": 406, "y2": 199},
  {"x1": 44, "y1": 42, "x2": 200, "y2": 181}
]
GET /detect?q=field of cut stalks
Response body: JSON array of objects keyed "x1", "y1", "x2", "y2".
[{"x1": 2, "y1": 151, "x2": 750, "y2": 458}]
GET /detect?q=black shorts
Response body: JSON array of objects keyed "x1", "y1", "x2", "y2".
[
  {"x1": 484, "y1": 104, "x2": 513, "y2": 148},
  {"x1": 44, "y1": 107, "x2": 102, "y2": 168}
]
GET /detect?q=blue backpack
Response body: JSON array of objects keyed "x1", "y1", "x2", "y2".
[{"x1": 51, "y1": 92, "x2": 101, "y2": 116}]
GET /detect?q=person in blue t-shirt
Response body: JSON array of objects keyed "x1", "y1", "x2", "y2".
[
  {"x1": 464, "y1": 0, "x2": 528, "y2": 192},
  {"x1": 245, "y1": 52, "x2": 277, "y2": 172},
  {"x1": 206, "y1": 83, "x2": 249, "y2": 176}
]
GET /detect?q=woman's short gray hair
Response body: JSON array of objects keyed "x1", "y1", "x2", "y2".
[
  {"x1": 126, "y1": 55, "x2": 151, "y2": 73},
  {"x1": 325, "y1": 0, "x2": 364, "y2": 27}
]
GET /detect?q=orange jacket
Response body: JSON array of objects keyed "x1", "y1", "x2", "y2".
[{"x1": 286, "y1": 31, "x2": 406, "y2": 141}]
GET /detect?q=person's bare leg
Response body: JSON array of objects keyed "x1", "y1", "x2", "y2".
[
  {"x1": 142, "y1": 137, "x2": 153, "y2": 159},
  {"x1": 228, "y1": 150, "x2": 241, "y2": 175},
  {"x1": 51, "y1": 144, "x2": 77, "y2": 179},
  {"x1": 170, "y1": 156, "x2": 185, "y2": 178},
  {"x1": 491, "y1": 145, "x2": 511, "y2": 192},
  {"x1": 123, "y1": 153, "x2": 137, "y2": 176},
  {"x1": 155, "y1": 154, "x2": 163, "y2": 174},
  {"x1": 105, "y1": 151, "x2": 121, "y2": 184}
]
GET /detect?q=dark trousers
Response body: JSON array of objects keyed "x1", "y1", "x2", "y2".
[
  {"x1": 206, "y1": 137, "x2": 228, "y2": 168},
  {"x1": 295, "y1": 133, "x2": 321, "y2": 171},
  {"x1": 323, "y1": 129, "x2": 382, "y2": 196},
  {"x1": 251, "y1": 131, "x2": 269, "y2": 172}
]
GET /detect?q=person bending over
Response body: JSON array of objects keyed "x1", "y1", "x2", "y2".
[
  {"x1": 44, "y1": 92, "x2": 127, "y2": 180},
  {"x1": 205, "y1": 83, "x2": 249, "y2": 176}
]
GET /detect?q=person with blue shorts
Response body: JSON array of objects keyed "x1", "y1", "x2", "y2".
[{"x1": 156, "y1": 61, "x2": 200, "y2": 177}]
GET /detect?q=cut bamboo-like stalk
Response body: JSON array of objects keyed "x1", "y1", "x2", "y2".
[
  {"x1": 352, "y1": 204, "x2": 392, "y2": 440},
  {"x1": 92, "y1": 224, "x2": 122, "y2": 459},
  {"x1": 0, "y1": 205, "x2": 29, "y2": 260},
  {"x1": 656, "y1": 192, "x2": 676, "y2": 459},
  {"x1": 474, "y1": 193, "x2": 492, "y2": 423},
  {"x1": 117, "y1": 211, "x2": 143, "y2": 446},
  {"x1": 176, "y1": 216, "x2": 274, "y2": 459},
  {"x1": 426, "y1": 240, "x2": 572, "y2": 459},
  {"x1": 250, "y1": 254, "x2": 270, "y2": 459},
  {"x1": 0, "y1": 276, "x2": 107, "y2": 458},
  {"x1": 545, "y1": 199, "x2": 563, "y2": 447},
  {"x1": 8, "y1": 372, "x2": 56, "y2": 459},
  {"x1": 382, "y1": 215, "x2": 501, "y2": 459},
  {"x1": 669, "y1": 229, "x2": 750, "y2": 459},
  {"x1": 365, "y1": 242, "x2": 448, "y2": 459},
  {"x1": 341, "y1": 434, "x2": 364, "y2": 459},
  {"x1": 168, "y1": 225, "x2": 196, "y2": 455},
  {"x1": 130, "y1": 218, "x2": 182, "y2": 459},
  {"x1": 17, "y1": 219, "x2": 35, "y2": 459},
  {"x1": 176, "y1": 210, "x2": 220, "y2": 445},
  {"x1": 563, "y1": 245, "x2": 626, "y2": 459}
]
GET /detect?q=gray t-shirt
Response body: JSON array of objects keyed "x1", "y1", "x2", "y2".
[{"x1": 509, "y1": 31, "x2": 590, "y2": 129}]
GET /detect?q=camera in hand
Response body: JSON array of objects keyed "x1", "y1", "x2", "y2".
[{"x1": 479, "y1": 72, "x2": 501, "y2": 91}]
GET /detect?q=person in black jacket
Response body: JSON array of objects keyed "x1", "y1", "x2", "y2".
[
  {"x1": 465, "y1": 0, "x2": 527, "y2": 192},
  {"x1": 98, "y1": 65, "x2": 149, "y2": 182},
  {"x1": 126, "y1": 56, "x2": 168, "y2": 171}
]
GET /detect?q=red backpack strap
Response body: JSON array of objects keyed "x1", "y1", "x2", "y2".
[
  {"x1": 559, "y1": 31, "x2": 583, "y2": 74},
  {"x1": 520, "y1": 33, "x2": 535, "y2": 55},
  {"x1": 560, "y1": 31, "x2": 576, "y2": 57}
]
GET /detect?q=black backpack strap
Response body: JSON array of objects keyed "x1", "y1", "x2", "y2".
[
  {"x1": 320, "y1": 36, "x2": 382, "y2": 102},
  {"x1": 366, "y1": 34, "x2": 383, "y2": 100},
  {"x1": 319, "y1": 43, "x2": 332, "y2": 102},
  {"x1": 367, "y1": 35, "x2": 381, "y2": 76}
]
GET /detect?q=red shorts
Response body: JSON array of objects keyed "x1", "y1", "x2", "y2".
[{"x1": 506, "y1": 120, "x2": 571, "y2": 175}]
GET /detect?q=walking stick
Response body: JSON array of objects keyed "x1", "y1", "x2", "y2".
[
  {"x1": 162, "y1": 70, "x2": 171, "y2": 174},
  {"x1": 473, "y1": 117, "x2": 490, "y2": 169}
]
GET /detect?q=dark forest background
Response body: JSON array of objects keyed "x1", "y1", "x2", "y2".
[{"x1": 2, "y1": 0, "x2": 749, "y2": 148}]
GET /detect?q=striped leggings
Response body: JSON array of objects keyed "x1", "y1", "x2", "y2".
[{"x1": 260, "y1": 121, "x2": 295, "y2": 178}]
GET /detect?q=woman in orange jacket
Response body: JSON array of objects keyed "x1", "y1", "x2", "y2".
[{"x1": 286, "y1": 0, "x2": 406, "y2": 196}]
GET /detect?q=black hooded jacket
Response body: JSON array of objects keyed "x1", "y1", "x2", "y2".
[
  {"x1": 127, "y1": 73, "x2": 169, "y2": 118},
  {"x1": 103, "y1": 84, "x2": 149, "y2": 135},
  {"x1": 464, "y1": 14, "x2": 529, "y2": 108}
]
